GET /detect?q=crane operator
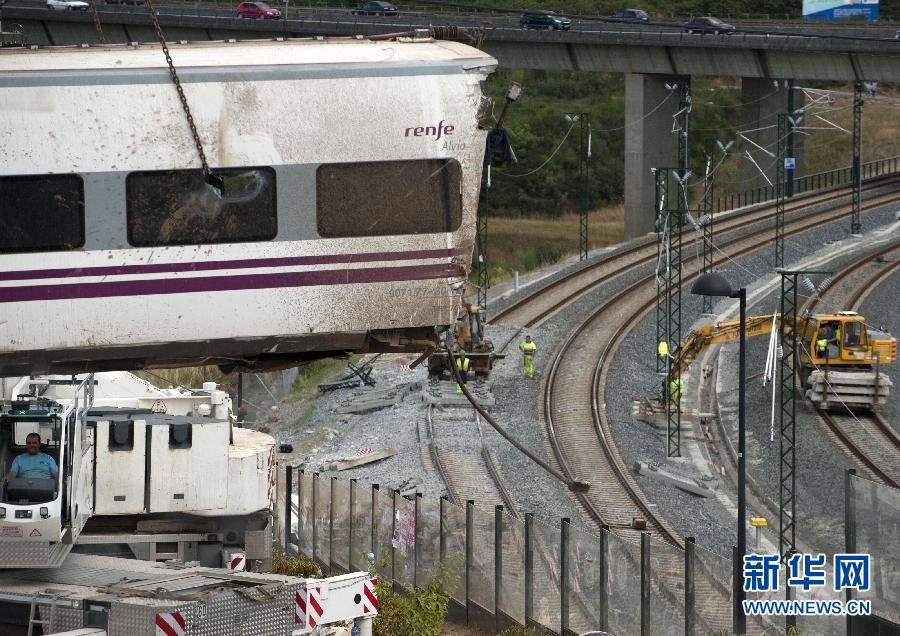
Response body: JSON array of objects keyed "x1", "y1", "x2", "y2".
[{"x1": 1, "y1": 433, "x2": 59, "y2": 482}]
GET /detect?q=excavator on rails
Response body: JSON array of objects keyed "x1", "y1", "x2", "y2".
[{"x1": 667, "y1": 311, "x2": 896, "y2": 409}]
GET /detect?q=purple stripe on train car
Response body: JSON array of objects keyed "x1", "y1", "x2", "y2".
[
  {"x1": 0, "y1": 264, "x2": 462, "y2": 303},
  {"x1": 0, "y1": 248, "x2": 457, "y2": 282}
]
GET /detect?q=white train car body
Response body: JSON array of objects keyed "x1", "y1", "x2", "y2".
[{"x1": 0, "y1": 39, "x2": 496, "y2": 374}]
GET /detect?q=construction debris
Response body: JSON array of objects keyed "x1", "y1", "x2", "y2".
[
  {"x1": 336, "y1": 382, "x2": 421, "y2": 414},
  {"x1": 324, "y1": 448, "x2": 397, "y2": 471},
  {"x1": 631, "y1": 396, "x2": 704, "y2": 428},
  {"x1": 633, "y1": 461, "x2": 716, "y2": 498},
  {"x1": 318, "y1": 355, "x2": 383, "y2": 391}
]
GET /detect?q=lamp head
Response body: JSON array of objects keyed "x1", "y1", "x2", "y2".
[{"x1": 690, "y1": 272, "x2": 733, "y2": 297}]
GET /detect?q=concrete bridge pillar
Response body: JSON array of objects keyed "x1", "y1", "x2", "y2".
[
  {"x1": 740, "y1": 78, "x2": 804, "y2": 195},
  {"x1": 624, "y1": 73, "x2": 684, "y2": 240}
]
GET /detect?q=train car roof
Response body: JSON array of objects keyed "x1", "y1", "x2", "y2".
[{"x1": 0, "y1": 37, "x2": 496, "y2": 72}]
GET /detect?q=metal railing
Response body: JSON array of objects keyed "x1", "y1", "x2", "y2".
[{"x1": 714, "y1": 155, "x2": 900, "y2": 214}]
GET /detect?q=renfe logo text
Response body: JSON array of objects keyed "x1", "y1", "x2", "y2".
[{"x1": 405, "y1": 120, "x2": 455, "y2": 140}]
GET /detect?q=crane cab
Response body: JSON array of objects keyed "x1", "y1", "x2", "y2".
[
  {"x1": 0, "y1": 379, "x2": 93, "y2": 567},
  {"x1": 801, "y1": 312, "x2": 897, "y2": 368}
]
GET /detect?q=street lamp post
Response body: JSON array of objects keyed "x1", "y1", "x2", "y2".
[{"x1": 690, "y1": 272, "x2": 747, "y2": 635}]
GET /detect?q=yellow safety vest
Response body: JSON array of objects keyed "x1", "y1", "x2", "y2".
[
  {"x1": 817, "y1": 338, "x2": 828, "y2": 352},
  {"x1": 458, "y1": 357, "x2": 470, "y2": 371},
  {"x1": 670, "y1": 379, "x2": 684, "y2": 395},
  {"x1": 520, "y1": 342, "x2": 536, "y2": 356}
]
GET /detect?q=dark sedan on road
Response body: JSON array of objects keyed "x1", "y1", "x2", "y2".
[
  {"x1": 612, "y1": 8, "x2": 649, "y2": 22},
  {"x1": 683, "y1": 16, "x2": 735, "y2": 34},
  {"x1": 520, "y1": 11, "x2": 571, "y2": 31},
  {"x1": 351, "y1": 1, "x2": 398, "y2": 16},
  {"x1": 236, "y1": 1, "x2": 282, "y2": 19}
]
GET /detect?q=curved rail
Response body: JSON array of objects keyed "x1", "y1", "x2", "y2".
[
  {"x1": 540, "y1": 188, "x2": 900, "y2": 547},
  {"x1": 492, "y1": 174, "x2": 900, "y2": 328}
]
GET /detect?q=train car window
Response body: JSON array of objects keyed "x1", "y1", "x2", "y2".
[
  {"x1": 316, "y1": 159, "x2": 462, "y2": 237},
  {"x1": 0, "y1": 174, "x2": 84, "y2": 253},
  {"x1": 126, "y1": 167, "x2": 277, "y2": 247}
]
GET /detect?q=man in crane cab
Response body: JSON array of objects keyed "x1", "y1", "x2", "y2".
[
  {"x1": 816, "y1": 326, "x2": 829, "y2": 357},
  {"x1": 1, "y1": 433, "x2": 59, "y2": 482}
]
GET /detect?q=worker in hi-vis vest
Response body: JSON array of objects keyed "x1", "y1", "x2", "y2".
[
  {"x1": 669, "y1": 377, "x2": 684, "y2": 409},
  {"x1": 519, "y1": 335, "x2": 537, "y2": 378},
  {"x1": 455, "y1": 350, "x2": 470, "y2": 394}
]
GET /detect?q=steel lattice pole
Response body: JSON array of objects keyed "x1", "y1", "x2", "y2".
[
  {"x1": 580, "y1": 113, "x2": 590, "y2": 261},
  {"x1": 655, "y1": 168, "x2": 670, "y2": 375},
  {"x1": 852, "y1": 82, "x2": 863, "y2": 235},
  {"x1": 667, "y1": 82, "x2": 690, "y2": 458},
  {"x1": 476, "y1": 173, "x2": 489, "y2": 311},
  {"x1": 701, "y1": 157, "x2": 714, "y2": 314},
  {"x1": 775, "y1": 114, "x2": 788, "y2": 269}
]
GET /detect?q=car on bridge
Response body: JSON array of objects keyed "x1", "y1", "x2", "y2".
[
  {"x1": 520, "y1": 11, "x2": 571, "y2": 31},
  {"x1": 236, "y1": 1, "x2": 282, "y2": 19},
  {"x1": 611, "y1": 9, "x2": 649, "y2": 22},
  {"x1": 351, "y1": 1, "x2": 398, "y2": 16},
  {"x1": 683, "y1": 16, "x2": 734, "y2": 34},
  {"x1": 46, "y1": 0, "x2": 88, "y2": 10}
]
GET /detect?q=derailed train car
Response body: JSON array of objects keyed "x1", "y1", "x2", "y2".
[{"x1": 0, "y1": 37, "x2": 496, "y2": 374}]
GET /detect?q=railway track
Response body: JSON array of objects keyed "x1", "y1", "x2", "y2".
[
  {"x1": 540, "y1": 185, "x2": 900, "y2": 634},
  {"x1": 420, "y1": 403, "x2": 518, "y2": 515},
  {"x1": 491, "y1": 174, "x2": 900, "y2": 329},
  {"x1": 804, "y1": 240, "x2": 900, "y2": 488}
]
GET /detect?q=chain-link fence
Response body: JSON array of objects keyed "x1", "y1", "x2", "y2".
[{"x1": 275, "y1": 466, "x2": 900, "y2": 634}]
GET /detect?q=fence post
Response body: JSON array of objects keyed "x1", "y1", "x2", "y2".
[
  {"x1": 561, "y1": 517, "x2": 571, "y2": 635},
  {"x1": 641, "y1": 532, "x2": 650, "y2": 636},
  {"x1": 439, "y1": 496, "x2": 447, "y2": 566},
  {"x1": 349, "y1": 478, "x2": 356, "y2": 571},
  {"x1": 414, "y1": 492, "x2": 422, "y2": 589},
  {"x1": 312, "y1": 473, "x2": 318, "y2": 566},
  {"x1": 685, "y1": 536, "x2": 696, "y2": 636},
  {"x1": 599, "y1": 524, "x2": 609, "y2": 631},
  {"x1": 845, "y1": 469, "x2": 857, "y2": 636},
  {"x1": 371, "y1": 483, "x2": 379, "y2": 563},
  {"x1": 494, "y1": 505, "x2": 503, "y2": 633},
  {"x1": 284, "y1": 465, "x2": 293, "y2": 555},
  {"x1": 391, "y1": 490, "x2": 397, "y2": 584},
  {"x1": 465, "y1": 500, "x2": 474, "y2": 626},
  {"x1": 525, "y1": 512, "x2": 534, "y2": 627},
  {"x1": 732, "y1": 545, "x2": 742, "y2": 634},
  {"x1": 329, "y1": 476, "x2": 337, "y2": 574}
]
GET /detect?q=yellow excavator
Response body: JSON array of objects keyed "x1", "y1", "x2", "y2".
[{"x1": 668, "y1": 311, "x2": 896, "y2": 408}]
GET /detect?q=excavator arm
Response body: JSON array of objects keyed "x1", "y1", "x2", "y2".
[{"x1": 668, "y1": 314, "x2": 788, "y2": 382}]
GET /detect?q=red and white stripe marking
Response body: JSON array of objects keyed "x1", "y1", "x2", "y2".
[
  {"x1": 155, "y1": 611, "x2": 186, "y2": 636},
  {"x1": 228, "y1": 554, "x2": 246, "y2": 572},
  {"x1": 294, "y1": 591, "x2": 305, "y2": 624},
  {"x1": 356, "y1": 447, "x2": 374, "y2": 456},
  {"x1": 294, "y1": 586, "x2": 324, "y2": 627},
  {"x1": 362, "y1": 577, "x2": 378, "y2": 615}
]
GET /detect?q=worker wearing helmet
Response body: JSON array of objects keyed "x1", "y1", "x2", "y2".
[
  {"x1": 455, "y1": 349, "x2": 470, "y2": 394},
  {"x1": 519, "y1": 335, "x2": 537, "y2": 378}
]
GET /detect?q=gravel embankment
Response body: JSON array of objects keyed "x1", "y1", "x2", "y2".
[{"x1": 261, "y1": 204, "x2": 898, "y2": 561}]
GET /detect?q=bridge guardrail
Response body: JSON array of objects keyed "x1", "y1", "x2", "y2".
[{"x1": 714, "y1": 155, "x2": 900, "y2": 214}]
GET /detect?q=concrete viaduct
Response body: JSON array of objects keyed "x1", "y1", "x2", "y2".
[{"x1": 4, "y1": 3, "x2": 900, "y2": 238}]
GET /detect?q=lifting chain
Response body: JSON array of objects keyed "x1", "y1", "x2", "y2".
[
  {"x1": 144, "y1": 0, "x2": 214, "y2": 184},
  {"x1": 86, "y1": 0, "x2": 106, "y2": 44}
]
